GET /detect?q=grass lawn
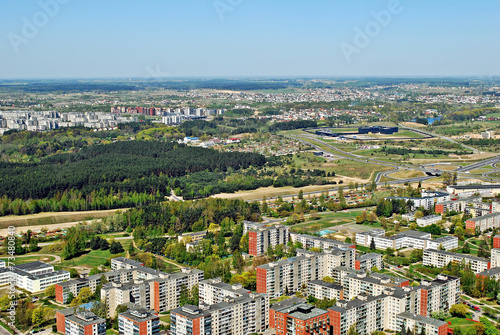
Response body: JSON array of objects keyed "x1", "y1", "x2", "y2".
[
  {"x1": 388, "y1": 170, "x2": 426, "y2": 179},
  {"x1": 446, "y1": 317, "x2": 476, "y2": 327},
  {"x1": 58, "y1": 248, "x2": 127, "y2": 268},
  {"x1": 321, "y1": 159, "x2": 392, "y2": 180},
  {"x1": 291, "y1": 210, "x2": 364, "y2": 234},
  {"x1": 0, "y1": 255, "x2": 56, "y2": 265},
  {"x1": 160, "y1": 315, "x2": 171, "y2": 324}
]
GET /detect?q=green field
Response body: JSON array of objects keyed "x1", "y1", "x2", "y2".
[
  {"x1": 57, "y1": 240, "x2": 132, "y2": 268},
  {"x1": 446, "y1": 317, "x2": 476, "y2": 328},
  {"x1": 291, "y1": 210, "x2": 364, "y2": 234},
  {"x1": 0, "y1": 255, "x2": 56, "y2": 265},
  {"x1": 321, "y1": 159, "x2": 392, "y2": 180}
]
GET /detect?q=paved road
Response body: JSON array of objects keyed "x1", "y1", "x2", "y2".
[
  {"x1": 0, "y1": 324, "x2": 12, "y2": 335},
  {"x1": 398, "y1": 123, "x2": 480, "y2": 154}
]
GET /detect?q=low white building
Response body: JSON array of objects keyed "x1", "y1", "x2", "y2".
[
  {"x1": 423, "y1": 249, "x2": 490, "y2": 274},
  {"x1": 355, "y1": 230, "x2": 458, "y2": 251},
  {"x1": 0, "y1": 261, "x2": 70, "y2": 292},
  {"x1": 416, "y1": 215, "x2": 441, "y2": 227}
]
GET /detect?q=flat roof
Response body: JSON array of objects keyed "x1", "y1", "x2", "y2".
[
  {"x1": 119, "y1": 308, "x2": 158, "y2": 323},
  {"x1": 14, "y1": 261, "x2": 52, "y2": 272},
  {"x1": 280, "y1": 303, "x2": 329, "y2": 321},
  {"x1": 397, "y1": 311, "x2": 447, "y2": 327},
  {"x1": 451, "y1": 185, "x2": 500, "y2": 190},
  {"x1": 358, "y1": 253, "x2": 382, "y2": 261},
  {"x1": 307, "y1": 280, "x2": 343, "y2": 291},
  {"x1": 66, "y1": 312, "x2": 104, "y2": 327},
  {"x1": 424, "y1": 249, "x2": 490, "y2": 262},
  {"x1": 477, "y1": 268, "x2": 500, "y2": 277}
]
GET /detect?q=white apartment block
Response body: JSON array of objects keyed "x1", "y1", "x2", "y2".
[
  {"x1": 0, "y1": 261, "x2": 70, "y2": 293},
  {"x1": 244, "y1": 221, "x2": 290, "y2": 256},
  {"x1": 256, "y1": 247, "x2": 355, "y2": 297},
  {"x1": 396, "y1": 312, "x2": 448, "y2": 335},
  {"x1": 447, "y1": 184, "x2": 500, "y2": 198},
  {"x1": 290, "y1": 232, "x2": 355, "y2": 250},
  {"x1": 343, "y1": 273, "x2": 409, "y2": 299},
  {"x1": 307, "y1": 280, "x2": 344, "y2": 300},
  {"x1": 355, "y1": 229, "x2": 458, "y2": 251},
  {"x1": 466, "y1": 212, "x2": 500, "y2": 232},
  {"x1": 416, "y1": 215, "x2": 442, "y2": 227},
  {"x1": 328, "y1": 275, "x2": 459, "y2": 335},
  {"x1": 198, "y1": 277, "x2": 250, "y2": 305},
  {"x1": 111, "y1": 257, "x2": 145, "y2": 270},
  {"x1": 118, "y1": 307, "x2": 160, "y2": 335},
  {"x1": 423, "y1": 249, "x2": 490, "y2": 274},
  {"x1": 65, "y1": 311, "x2": 106, "y2": 335},
  {"x1": 150, "y1": 268, "x2": 204, "y2": 313},
  {"x1": 171, "y1": 293, "x2": 269, "y2": 335},
  {"x1": 491, "y1": 248, "x2": 500, "y2": 268},
  {"x1": 101, "y1": 281, "x2": 153, "y2": 318},
  {"x1": 386, "y1": 191, "x2": 450, "y2": 211},
  {"x1": 355, "y1": 253, "x2": 384, "y2": 271}
]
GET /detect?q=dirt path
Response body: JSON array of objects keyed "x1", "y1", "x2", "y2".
[
  {"x1": 14, "y1": 253, "x2": 61, "y2": 264},
  {"x1": 0, "y1": 220, "x2": 96, "y2": 237},
  {"x1": 0, "y1": 209, "x2": 123, "y2": 232}
]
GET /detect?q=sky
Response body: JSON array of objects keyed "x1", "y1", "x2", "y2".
[{"x1": 0, "y1": 0, "x2": 499, "y2": 79}]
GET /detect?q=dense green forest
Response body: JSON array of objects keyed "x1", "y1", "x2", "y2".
[{"x1": 0, "y1": 141, "x2": 267, "y2": 215}]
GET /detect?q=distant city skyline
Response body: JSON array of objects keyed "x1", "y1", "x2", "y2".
[{"x1": 1, "y1": 0, "x2": 499, "y2": 79}]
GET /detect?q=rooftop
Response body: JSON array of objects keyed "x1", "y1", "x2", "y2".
[
  {"x1": 119, "y1": 308, "x2": 158, "y2": 323},
  {"x1": 397, "y1": 311, "x2": 447, "y2": 327},
  {"x1": 307, "y1": 280, "x2": 343, "y2": 291}
]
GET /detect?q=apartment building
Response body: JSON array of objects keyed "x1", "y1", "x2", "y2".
[
  {"x1": 0, "y1": 261, "x2": 70, "y2": 293},
  {"x1": 355, "y1": 253, "x2": 384, "y2": 272},
  {"x1": 256, "y1": 248, "x2": 355, "y2": 297},
  {"x1": 423, "y1": 249, "x2": 490, "y2": 274},
  {"x1": 491, "y1": 248, "x2": 500, "y2": 268},
  {"x1": 171, "y1": 293, "x2": 269, "y2": 335},
  {"x1": 477, "y1": 267, "x2": 500, "y2": 281},
  {"x1": 111, "y1": 257, "x2": 144, "y2": 270},
  {"x1": 447, "y1": 184, "x2": 500, "y2": 198},
  {"x1": 56, "y1": 269, "x2": 135, "y2": 304},
  {"x1": 331, "y1": 266, "x2": 363, "y2": 284},
  {"x1": 416, "y1": 215, "x2": 442, "y2": 227},
  {"x1": 382, "y1": 287, "x2": 422, "y2": 331},
  {"x1": 290, "y1": 232, "x2": 355, "y2": 251},
  {"x1": 177, "y1": 231, "x2": 207, "y2": 244},
  {"x1": 307, "y1": 280, "x2": 344, "y2": 300},
  {"x1": 386, "y1": 191, "x2": 450, "y2": 211},
  {"x1": 465, "y1": 212, "x2": 500, "y2": 232},
  {"x1": 244, "y1": 221, "x2": 290, "y2": 256},
  {"x1": 198, "y1": 277, "x2": 250, "y2": 305},
  {"x1": 151, "y1": 268, "x2": 204, "y2": 313},
  {"x1": 343, "y1": 273, "x2": 409, "y2": 299},
  {"x1": 118, "y1": 307, "x2": 160, "y2": 335},
  {"x1": 396, "y1": 312, "x2": 448, "y2": 335},
  {"x1": 417, "y1": 275, "x2": 460, "y2": 317},
  {"x1": 329, "y1": 294, "x2": 386, "y2": 335},
  {"x1": 64, "y1": 311, "x2": 106, "y2": 335},
  {"x1": 267, "y1": 277, "x2": 457, "y2": 335},
  {"x1": 273, "y1": 303, "x2": 330, "y2": 335},
  {"x1": 355, "y1": 229, "x2": 458, "y2": 251},
  {"x1": 101, "y1": 281, "x2": 153, "y2": 317},
  {"x1": 435, "y1": 200, "x2": 464, "y2": 214}
]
